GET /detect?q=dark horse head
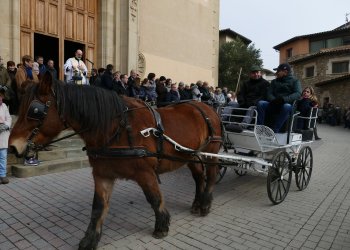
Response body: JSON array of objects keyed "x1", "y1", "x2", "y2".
[{"x1": 9, "y1": 71, "x2": 223, "y2": 250}]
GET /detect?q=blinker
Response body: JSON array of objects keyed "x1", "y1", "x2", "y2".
[{"x1": 27, "y1": 100, "x2": 49, "y2": 121}]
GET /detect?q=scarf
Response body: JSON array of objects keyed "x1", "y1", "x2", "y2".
[{"x1": 26, "y1": 66, "x2": 33, "y2": 80}]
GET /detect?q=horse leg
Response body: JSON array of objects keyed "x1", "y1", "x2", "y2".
[
  {"x1": 187, "y1": 162, "x2": 206, "y2": 215},
  {"x1": 79, "y1": 175, "x2": 115, "y2": 250},
  {"x1": 201, "y1": 159, "x2": 218, "y2": 216},
  {"x1": 135, "y1": 171, "x2": 170, "y2": 238}
]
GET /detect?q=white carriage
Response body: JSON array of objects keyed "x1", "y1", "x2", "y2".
[{"x1": 202, "y1": 106, "x2": 318, "y2": 204}]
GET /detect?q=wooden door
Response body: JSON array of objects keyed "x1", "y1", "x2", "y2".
[{"x1": 20, "y1": 0, "x2": 98, "y2": 80}]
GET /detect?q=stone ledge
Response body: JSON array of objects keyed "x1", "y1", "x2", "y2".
[{"x1": 11, "y1": 156, "x2": 89, "y2": 178}]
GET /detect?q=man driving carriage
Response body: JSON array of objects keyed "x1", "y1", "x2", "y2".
[
  {"x1": 257, "y1": 63, "x2": 301, "y2": 133},
  {"x1": 221, "y1": 66, "x2": 268, "y2": 130},
  {"x1": 236, "y1": 65, "x2": 269, "y2": 127}
]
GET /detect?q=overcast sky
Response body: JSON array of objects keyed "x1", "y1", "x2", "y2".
[{"x1": 219, "y1": 0, "x2": 350, "y2": 70}]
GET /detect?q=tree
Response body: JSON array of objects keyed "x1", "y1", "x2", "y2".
[{"x1": 219, "y1": 38, "x2": 263, "y2": 92}]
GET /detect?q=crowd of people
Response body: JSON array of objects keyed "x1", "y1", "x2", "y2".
[{"x1": 0, "y1": 49, "x2": 240, "y2": 179}]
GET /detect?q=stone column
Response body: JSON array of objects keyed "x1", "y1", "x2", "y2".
[
  {"x1": 98, "y1": 0, "x2": 138, "y2": 74},
  {"x1": 0, "y1": 0, "x2": 20, "y2": 62}
]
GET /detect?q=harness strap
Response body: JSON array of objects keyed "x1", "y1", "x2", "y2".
[
  {"x1": 145, "y1": 103, "x2": 165, "y2": 183},
  {"x1": 85, "y1": 146, "x2": 155, "y2": 159},
  {"x1": 185, "y1": 102, "x2": 215, "y2": 137}
]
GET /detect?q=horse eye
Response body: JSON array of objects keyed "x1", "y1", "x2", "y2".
[{"x1": 34, "y1": 108, "x2": 39, "y2": 113}]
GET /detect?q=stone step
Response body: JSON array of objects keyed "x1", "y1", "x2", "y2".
[
  {"x1": 7, "y1": 147, "x2": 86, "y2": 165},
  {"x1": 11, "y1": 156, "x2": 89, "y2": 178}
]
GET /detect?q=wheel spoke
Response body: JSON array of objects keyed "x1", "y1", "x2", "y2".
[
  {"x1": 280, "y1": 179, "x2": 287, "y2": 194},
  {"x1": 271, "y1": 180, "x2": 277, "y2": 196},
  {"x1": 301, "y1": 171, "x2": 306, "y2": 189},
  {"x1": 275, "y1": 181, "x2": 280, "y2": 201}
]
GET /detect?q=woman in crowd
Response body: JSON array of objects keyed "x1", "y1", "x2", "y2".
[{"x1": 296, "y1": 86, "x2": 321, "y2": 140}]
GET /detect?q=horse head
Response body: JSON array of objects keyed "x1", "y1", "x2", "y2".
[{"x1": 9, "y1": 72, "x2": 65, "y2": 157}]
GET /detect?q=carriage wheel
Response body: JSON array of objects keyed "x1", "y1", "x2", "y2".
[
  {"x1": 267, "y1": 151, "x2": 292, "y2": 205},
  {"x1": 295, "y1": 146, "x2": 313, "y2": 191},
  {"x1": 234, "y1": 169, "x2": 247, "y2": 176},
  {"x1": 216, "y1": 165, "x2": 227, "y2": 184}
]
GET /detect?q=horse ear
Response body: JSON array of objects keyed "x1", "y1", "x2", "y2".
[{"x1": 38, "y1": 71, "x2": 53, "y2": 95}]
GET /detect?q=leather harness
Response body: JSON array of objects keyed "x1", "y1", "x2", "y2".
[{"x1": 26, "y1": 99, "x2": 223, "y2": 170}]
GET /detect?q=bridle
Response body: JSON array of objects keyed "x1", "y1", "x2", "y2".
[
  {"x1": 24, "y1": 97, "x2": 84, "y2": 153},
  {"x1": 26, "y1": 99, "x2": 52, "y2": 152}
]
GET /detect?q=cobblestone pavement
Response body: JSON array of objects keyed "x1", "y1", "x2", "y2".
[{"x1": 0, "y1": 124, "x2": 349, "y2": 250}]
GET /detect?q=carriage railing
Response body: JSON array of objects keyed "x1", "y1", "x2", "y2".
[
  {"x1": 220, "y1": 106, "x2": 315, "y2": 153},
  {"x1": 220, "y1": 106, "x2": 258, "y2": 131},
  {"x1": 295, "y1": 107, "x2": 319, "y2": 129}
]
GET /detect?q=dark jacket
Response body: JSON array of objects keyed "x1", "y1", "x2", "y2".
[
  {"x1": 165, "y1": 90, "x2": 180, "y2": 102},
  {"x1": 237, "y1": 77, "x2": 269, "y2": 107},
  {"x1": 46, "y1": 67, "x2": 57, "y2": 80},
  {"x1": 127, "y1": 76, "x2": 139, "y2": 97},
  {"x1": 113, "y1": 81, "x2": 128, "y2": 96},
  {"x1": 296, "y1": 98, "x2": 316, "y2": 129},
  {"x1": 179, "y1": 88, "x2": 192, "y2": 100},
  {"x1": 198, "y1": 86, "x2": 211, "y2": 101},
  {"x1": 100, "y1": 71, "x2": 114, "y2": 90},
  {"x1": 267, "y1": 73, "x2": 302, "y2": 104},
  {"x1": 156, "y1": 82, "x2": 168, "y2": 104}
]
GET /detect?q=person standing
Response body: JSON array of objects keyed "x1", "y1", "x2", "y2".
[
  {"x1": 15, "y1": 55, "x2": 41, "y2": 166},
  {"x1": 64, "y1": 49, "x2": 88, "y2": 85},
  {"x1": 46, "y1": 59, "x2": 58, "y2": 80},
  {"x1": 6, "y1": 61, "x2": 19, "y2": 114},
  {"x1": 15, "y1": 55, "x2": 39, "y2": 102},
  {"x1": 257, "y1": 63, "x2": 301, "y2": 133},
  {"x1": 0, "y1": 87, "x2": 12, "y2": 184},
  {"x1": 100, "y1": 64, "x2": 114, "y2": 90},
  {"x1": 35, "y1": 56, "x2": 46, "y2": 79},
  {"x1": 165, "y1": 83, "x2": 180, "y2": 103},
  {"x1": 114, "y1": 74, "x2": 128, "y2": 96},
  {"x1": 178, "y1": 82, "x2": 191, "y2": 100},
  {"x1": 127, "y1": 69, "x2": 139, "y2": 97},
  {"x1": 0, "y1": 57, "x2": 12, "y2": 108}
]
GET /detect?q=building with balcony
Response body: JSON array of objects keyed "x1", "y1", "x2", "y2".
[{"x1": 273, "y1": 22, "x2": 350, "y2": 109}]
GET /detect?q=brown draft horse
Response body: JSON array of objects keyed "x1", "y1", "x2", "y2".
[{"x1": 9, "y1": 73, "x2": 222, "y2": 250}]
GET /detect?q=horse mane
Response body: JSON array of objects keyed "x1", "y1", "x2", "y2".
[
  {"x1": 19, "y1": 80, "x2": 127, "y2": 133},
  {"x1": 54, "y1": 83, "x2": 126, "y2": 132}
]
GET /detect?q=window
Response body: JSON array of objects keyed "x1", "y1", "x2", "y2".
[
  {"x1": 305, "y1": 66, "x2": 315, "y2": 77},
  {"x1": 343, "y1": 36, "x2": 350, "y2": 45},
  {"x1": 286, "y1": 48, "x2": 293, "y2": 58},
  {"x1": 326, "y1": 38, "x2": 342, "y2": 48},
  {"x1": 310, "y1": 40, "x2": 324, "y2": 53},
  {"x1": 332, "y1": 61, "x2": 349, "y2": 73}
]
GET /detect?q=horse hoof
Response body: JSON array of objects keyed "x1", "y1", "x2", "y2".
[
  {"x1": 153, "y1": 231, "x2": 168, "y2": 239},
  {"x1": 200, "y1": 207, "x2": 210, "y2": 216},
  {"x1": 191, "y1": 200, "x2": 201, "y2": 214},
  {"x1": 191, "y1": 206, "x2": 200, "y2": 215}
]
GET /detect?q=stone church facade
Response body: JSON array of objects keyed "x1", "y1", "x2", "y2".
[{"x1": 1, "y1": 0, "x2": 219, "y2": 84}]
